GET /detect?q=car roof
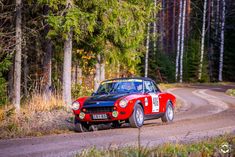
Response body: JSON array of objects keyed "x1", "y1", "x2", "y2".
[{"x1": 102, "y1": 77, "x2": 156, "y2": 83}]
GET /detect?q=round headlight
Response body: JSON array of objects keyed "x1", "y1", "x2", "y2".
[
  {"x1": 112, "y1": 111, "x2": 118, "y2": 118},
  {"x1": 71, "y1": 101, "x2": 80, "y2": 110},
  {"x1": 79, "y1": 112, "x2": 85, "y2": 119},
  {"x1": 119, "y1": 99, "x2": 128, "y2": 108}
]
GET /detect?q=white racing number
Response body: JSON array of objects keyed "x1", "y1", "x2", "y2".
[{"x1": 149, "y1": 93, "x2": 159, "y2": 112}]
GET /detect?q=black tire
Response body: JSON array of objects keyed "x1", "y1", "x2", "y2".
[
  {"x1": 161, "y1": 101, "x2": 174, "y2": 123},
  {"x1": 112, "y1": 121, "x2": 122, "y2": 128},
  {"x1": 74, "y1": 118, "x2": 90, "y2": 132},
  {"x1": 129, "y1": 104, "x2": 144, "y2": 128}
]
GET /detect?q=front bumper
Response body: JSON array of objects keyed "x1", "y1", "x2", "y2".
[
  {"x1": 75, "y1": 110, "x2": 129, "y2": 123},
  {"x1": 74, "y1": 105, "x2": 134, "y2": 123}
]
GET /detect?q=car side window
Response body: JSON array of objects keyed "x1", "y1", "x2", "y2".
[
  {"x1": 144, "y1": 81, "x2": 155, "y2": 93},
  {"x1": 151, "y1": 82, "x2": 160, "y2": 93}
]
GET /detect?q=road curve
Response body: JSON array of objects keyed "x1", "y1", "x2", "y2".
[{"x1": 0, "y1": 85, "x2": 235, "y2": 157}]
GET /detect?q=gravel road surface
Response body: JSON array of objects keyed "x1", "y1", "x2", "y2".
[{"x1": 0, "y1": 85, "x2": 235, "y2": 157}]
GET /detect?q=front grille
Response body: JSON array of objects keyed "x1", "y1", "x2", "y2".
[{"x1": 83, "y1": 107, "x2": 114, "y2": 113}]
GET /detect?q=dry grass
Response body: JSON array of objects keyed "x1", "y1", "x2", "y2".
[
  {"x1": 158, "y1": 83, "x2": 193, "y2": 92},
  {"x1": 158, "y1": 82, "x2": 235, "y2": 92},
  {"x1": 0, "y1": 94, "x2": 74, "y2": 139},
  {"x1": 26, "y1": 94, "x2": 65, "y2": 112},
  {"x1": 226, "y1": 89, "x2": 235, "y2": 96},
  {"x1": 77, "y1": 134, "x2": 235, "y2": 157}
]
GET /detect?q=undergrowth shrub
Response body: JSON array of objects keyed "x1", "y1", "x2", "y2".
[{"x1": 72, "y1": 84, "x2": 93, "y2": 99}]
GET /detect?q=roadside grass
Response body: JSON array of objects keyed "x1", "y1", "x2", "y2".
[
  {"x1": 226, "y1": 89, "x2": 235, "y2": 96},
  {"x1": 0, "y1": 94, "x2": 74, "y2": 139},
  {"x1": 158, "y1": 82, "x2": 235, "y2": 92},
  {"x1": 77, "y1": 134, "x2": 235, "y2": 157},
  {"x1": 158, "y1": 83, "x2": 183, "y2": 92}
]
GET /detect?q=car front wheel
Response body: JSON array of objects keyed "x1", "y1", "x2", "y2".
[
  {"x1": 129, "y1": 104, "x2": 144, "y2": 128},
  {"x1": 161, "y1": 102, "x2": 174, "y2": 123},
  {"x1": 74, "y1": 118, "x2": 90, "y2": 132}
]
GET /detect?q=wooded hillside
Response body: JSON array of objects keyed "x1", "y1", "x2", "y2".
[{"x1": 0, "y1": 0, "x2": 234, "y2": 108}]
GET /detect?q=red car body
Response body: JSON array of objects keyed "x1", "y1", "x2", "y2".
[{"x1": 72, "y1": 77, "x2": 176, "y2": 131}]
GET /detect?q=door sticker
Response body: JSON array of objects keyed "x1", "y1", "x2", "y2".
[{"x1": 149, "y1": 93, "x2": 159, "y2": 112}]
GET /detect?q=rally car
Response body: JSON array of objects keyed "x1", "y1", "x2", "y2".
[{"x1": 71, "y1": 77, "x2": 176, "y2": 132}]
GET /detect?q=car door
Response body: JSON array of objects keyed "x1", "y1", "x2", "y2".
[
  {"x1": 144, "y1": 81, "x2": 160, "y2": 114},
  {"x1": 151, "y1": 81, "x2": 163, "y2": 112}
]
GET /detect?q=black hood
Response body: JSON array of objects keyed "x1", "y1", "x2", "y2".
[{"x1": 83, "y1": 93, "x2": 130, "y2": 107}]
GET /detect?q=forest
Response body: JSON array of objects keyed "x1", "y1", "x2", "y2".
[{"x1": 0, "y1": 0, "x2": 235, "y2": 109}]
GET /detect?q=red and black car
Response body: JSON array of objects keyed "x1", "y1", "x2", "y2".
[{"x1": 71, "y1": 77, "x2": 176, "y2": 132}]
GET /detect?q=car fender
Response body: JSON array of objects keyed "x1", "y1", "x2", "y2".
[
  {"x1": 159, "y1": 93, "x2": 176, "y2": 112},
  {"x1": 73, "y1": 96, "x2": 90, "y2": 114},
  {"x1": 134, "y1": 99, "x2": 144, "y2": 110},
  {"x1": 120, "y1": 95, "x2": 145, "y2": 117}
]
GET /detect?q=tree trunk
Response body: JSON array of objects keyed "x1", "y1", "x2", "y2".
[
  {"x1": 185, "y1": 0, "x2": 191, "y2": 38},
  {"x1": 218, "y1": 0, "x2": 225, "y2": 81},
  {"x1": 94, "y1": 54, "x2": 101, "y2": 91},
  {"x1": 8, "y1": 63, "x2": 14, "y2": 102},
  {"x1": 72, "y1": 65, "x2": 82, "y2": 85},
  {"x1": 159, "y1": 0, "x2": 164, "y2": 51},
  {"x1": 207, "y1": 0, "x2": 213, "y2": 81},
  {"x1": 215, "y1": 0, "x2": 220, "y2": 38},
  {"x1": 63, "y1": 30, "x2": 72, "y2": 105},
  {"x1": 72, "y1": 65, "x2": 76, "y2": 84},
  {"x1": 117, "y1": 62, "x2": 120, "y2": 78},
  {"x1": 13, "y1": 0, "x2": 22, "y2": 111},
  {"x1": 175, "y1": 0, "x2": 183, "y2": 81},
  {"x1": 100, "y1": 63, "x2": 105, "y2": 82},
  {"x1": 145, "y1": 23, "x2": 150, "y2": 77},
  {"x1": 179, "y1": 0, "x2": 186, "y2": 83},
  {"x1": 77, "y1": 66, "x2": 82, "y2": 85},
  {"x1": 63, "y1": 0, "x2": 73, "y2": 105},
  {"x1": 198, "y1": 0, "x2": 207, "y2": 80},
  {"x1": 23, "y1": 51, "x2": 28, "y2": 96},
  {"x1": 42, "y1": 5, "x2": 52, "y2": 99},
  {"x1": 153, "y1": 0, "x2": 157, "y2": 55},
  {"x1": 171, "y1": 0, "x2": 176, "y2": 54}
]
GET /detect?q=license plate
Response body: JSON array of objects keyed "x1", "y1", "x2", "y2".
[{"x1": 92, "y1": 114, "x2": 108, "y2": 120}]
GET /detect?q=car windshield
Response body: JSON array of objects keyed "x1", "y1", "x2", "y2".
[{"x1": 95, "y1": 79, "x2": 143, "y2": 95}]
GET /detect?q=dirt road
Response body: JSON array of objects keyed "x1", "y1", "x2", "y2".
[{"x1": 0, "y1": 85, "x2": 235, "y2": 157}]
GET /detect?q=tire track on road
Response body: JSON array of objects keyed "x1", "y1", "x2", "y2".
[{"x1": 192, "y1": 89, "x2": 229, "y2": 113}]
